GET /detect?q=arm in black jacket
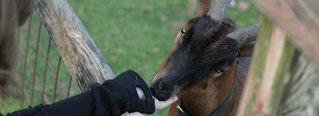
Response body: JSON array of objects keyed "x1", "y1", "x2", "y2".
[{"x1": 3, "y1": 70, "x2": 155, "y2": 116}]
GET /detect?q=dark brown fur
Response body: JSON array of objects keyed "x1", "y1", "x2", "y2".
[
  {"x1": 152, "y1": 16, "x2": 253, "y2": 116},
  {"x1": 169, "y1": 57, "x2": 250, "y2": 116},
  {"x1": 0, "y1": 0, "x2": 34, "y2": 99},
  {"x1": 151, "y1": 15, "x2": 239, "y2": 101},
  {"x1": 151, "y1": 0, "x2": 255, "y2": 115}
]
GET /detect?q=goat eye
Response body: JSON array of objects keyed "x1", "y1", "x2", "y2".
[
  {"x1": 216, "y1": 69, "x2": 225, "y2": 73},
  {"x1": 180, "y1": 29, "x2": 185, "y2": 36}
]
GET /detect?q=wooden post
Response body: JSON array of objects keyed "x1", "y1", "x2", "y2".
[{"x1": 35, "y1": 0, "x2": 115, "y2": 92}]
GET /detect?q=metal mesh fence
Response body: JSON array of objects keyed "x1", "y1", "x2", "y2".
[{"x1": 17, "y1": 13, "x2": 80, "y2": 109}]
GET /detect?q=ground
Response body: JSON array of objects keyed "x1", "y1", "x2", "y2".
[{"x1": 0, "y1": 0, "x2": 261, "y2": 115}]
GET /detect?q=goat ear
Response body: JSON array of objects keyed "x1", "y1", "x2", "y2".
[
  {"x1": 196, "y1": 0, "x2": 211, "y2": 17},
  {"x1": 227, "y1": 23, "x2": 260, "y2": 57},
  {"x1": 238, "y1": 41, "x2": 255, "y2": 57}
]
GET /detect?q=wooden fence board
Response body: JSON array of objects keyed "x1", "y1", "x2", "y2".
[
  {"x1": 35, "y1": 0, "x2": 115, "y2": 92},
  {"x1": 253, "y1": 0, "x2": 319, "y2": 69}
]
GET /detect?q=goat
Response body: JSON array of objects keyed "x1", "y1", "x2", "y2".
[
  {"x1": 0, "y1": 0, "x2": 34, "y2": 98},
  {"x1": 151, "y1": 0, "x2": 259, "y2": 115}
]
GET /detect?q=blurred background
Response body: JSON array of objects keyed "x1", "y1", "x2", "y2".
[{"x1": 0, "y1": 0, "x2": 261, "y2": 115}]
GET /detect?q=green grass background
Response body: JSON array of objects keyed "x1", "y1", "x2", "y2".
[{"x1": 0, "y1": 0, "x2": 261, "y2": 115}]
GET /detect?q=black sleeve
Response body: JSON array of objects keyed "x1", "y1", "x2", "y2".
[{"x1": 5, "y1": 70, "x2": 155, "y2": 116}]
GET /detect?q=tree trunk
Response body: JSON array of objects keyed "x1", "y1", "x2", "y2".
[{"x1": 35, "y1": 0, "x2": 115, "y2": 92}]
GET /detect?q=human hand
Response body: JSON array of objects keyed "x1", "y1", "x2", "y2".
[
  {"x1": 120, "y1": 112, "x2": 144, "y2": 116},
  {"x1": 121, "y1": 88, "x2": 178, "y2": 116},
  {"x1": 154, "y1": 96, "x2": 178, "y2": 110},
  {"x1": 136, "y1": 87, "x2": 178, "y2": 110},
  {"x1": 113, "y1": 71, "x2": 155, "y2": 113}
]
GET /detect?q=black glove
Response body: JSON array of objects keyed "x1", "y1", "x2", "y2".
[
  {"x1": 111, "y1": 70, "x2": 155, "y2": 114},
  {"x1": 6, "y1": 70, "x2": 155, "y2": 116}
]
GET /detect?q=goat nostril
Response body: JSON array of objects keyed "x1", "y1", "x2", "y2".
[{"x1": 158, "y1": 81, "x2": 170, "y2": 92}]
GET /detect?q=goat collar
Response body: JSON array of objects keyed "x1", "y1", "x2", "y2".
[{"x1": 177, "y1": 64, "x2": 238, "y2": 116}]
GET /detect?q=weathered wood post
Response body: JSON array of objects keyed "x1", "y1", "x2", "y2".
[
  {"x1": 238, "y1": 0, "x2": 319, "y2": 115},
  {"x1": 35, "y1": 0, "x2": 115, "y2": 92}
]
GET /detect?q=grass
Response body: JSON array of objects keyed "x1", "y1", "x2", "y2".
[{"x1": 0, "y1": 0, "x2": 261, "y2": 115}]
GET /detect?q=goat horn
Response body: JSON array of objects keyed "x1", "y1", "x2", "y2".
[
  {"x1": 207, "y1": 0, "x2": 232, "y2": 24},
  {"x1": 227, "y1": 23, "x2": 261, "y2": 47}
]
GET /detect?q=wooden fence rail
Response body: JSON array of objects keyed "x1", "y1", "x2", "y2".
[{"x1": 35, "y1": 0, "x2": 115, "y2": 92}]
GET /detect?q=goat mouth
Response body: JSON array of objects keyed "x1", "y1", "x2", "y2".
[{"x1": 150, "y1": 87, "x2": 172, "y2": 101}]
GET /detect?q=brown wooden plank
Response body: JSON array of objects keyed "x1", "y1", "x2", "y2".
[
  {"x1": 237, "y1": 18, "x2": 273, "y2": 116},
  {"x1": 252, "y1": 25, "x2": 286, "y2": 115}
]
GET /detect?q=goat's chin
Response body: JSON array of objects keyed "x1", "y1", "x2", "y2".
[
  {"x1": 151, "y1": 87, "x2": 180, "y2": 101},
  {"x1": 151, "y1": 89, "x2": 172, "y2": 101},
  {"x1": 154, "y1": 93, "x2": 172, "y2": 101}
]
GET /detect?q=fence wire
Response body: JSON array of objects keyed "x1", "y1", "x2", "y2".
[{"x1": 17, "y1": 13, "x2": 80, "y2": 109}]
